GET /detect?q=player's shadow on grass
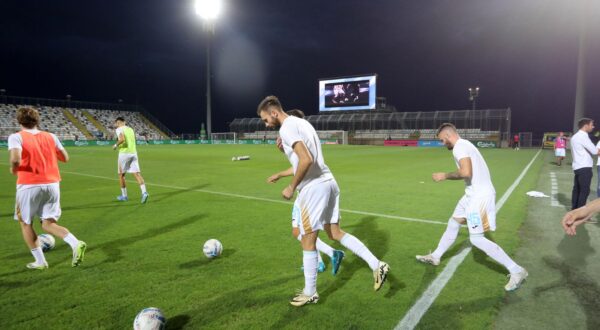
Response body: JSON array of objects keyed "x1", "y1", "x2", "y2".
[
  {"x1": 557, "y1": 224, "x2": 595, "y2": 268},
  {"x1": 534, "y1": 255, "x2": 600, "y2": 329},
  {"x1": 2, "y1": 239, "x2": 72, "y2": 261},
  {"x1": 424, "y1": 296, "x2": 501, "y2": 329},
  {"x1": 150, "y1": 183, "x2": 211, "y2": 203},
  {"x1": 267, "y1": 216, "x2": 400, "y2": 329},
  {"x1": 174, "y1": 275, "x2": 298, "y2": 328},
  {"x1": 408, "y1": 239, "x2": 469, "y2": 303},
  {"x1": 0, "y1": 274, "x2": 61, "y2": 290},
  {"x1": 557, "y1": 193, "x2": 571, "y2": 210},
  {"x1": 166, "y1": 314, "x2": 191, "y2": 330},
  {"x1": 92, "y1": 213, "x2": 206, "y2": 265},
  {"x1": 62, "y1": 201, "x2": 139, "y2": 211},
  {"x1": 179, "y1": 249, "x2": 237, "y2": 269},
  {"x1": 317, "y1": 216, "x2": 399, "y2": 303}
]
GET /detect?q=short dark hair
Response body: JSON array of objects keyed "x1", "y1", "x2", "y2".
[
  {"x1": 17, "y1": 107, "x2": 40, "y2": 129},
  {"x1": 115, "y1": 117, "x2": 125, "y2": 123},
  {"x1": 578, "y1": 118, "x2": 593, "y2": 129},
  {"x1": 436, "y1": 122, "x2": 456, "y2": 136},
  {"x1": 286, "y1": 109, "x2": 305, "y2": 118},
  {"x1": 257, "y1": 95, "x2": 283, "y2": 115}
]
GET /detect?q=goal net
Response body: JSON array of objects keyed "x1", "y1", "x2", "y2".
[
  {"x1": 316, "y1": 130, "x2": 348, "y2": 145},
  {"x1": 210, "y1": 132, "x2": 237, "y2": 144}
]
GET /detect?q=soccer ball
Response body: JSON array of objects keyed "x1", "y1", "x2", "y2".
[
  {"x1": 203, "y1": 239, "x2": 223, "y2": 259},
  {"x1": 38, "y1": 234, "x2": 55, "y2": 252},
  {"x1": 133, "y1": 307, "x2": 166, "y2": 330}
]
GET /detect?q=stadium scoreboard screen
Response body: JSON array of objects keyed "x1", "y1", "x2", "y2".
[{"x1": 319, "y1": 74, "x2": 377, "y2": 112}]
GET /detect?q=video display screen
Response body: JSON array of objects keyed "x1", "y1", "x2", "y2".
[{"x1": 319, "y1": 75, "x2": 376, "y2": 111}]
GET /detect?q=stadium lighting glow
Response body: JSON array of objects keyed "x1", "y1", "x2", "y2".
[
  {"x1": 468, "y1": 87, "x2": 480, "y2": 110},
  {"x1": 195, "y1": 0, "x2": 222, "y2": 20}
]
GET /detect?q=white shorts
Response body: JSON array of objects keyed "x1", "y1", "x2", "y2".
[
  {"x1": 118, "y1": 153, "x2": 140, "y2": 173},
  {"x1": 14, "y1": 183, "x2": 61, "y2": 225},
  {"x1": 452, "y1": 194, "x2": 496, "y2": 235},
  {"x1": 291, "y1": 179, "x2": 340, "y2": 235},
  {"x1": 555, "y1": 148, "x2": 566, "y2": 157}
]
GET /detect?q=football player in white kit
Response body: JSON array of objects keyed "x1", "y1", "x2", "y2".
[
  {"x1": 258, "y1": 96, "x2": 389, "y2": 307},
  {"x1": 416, "y1": 123, "x2": 528, "y2": 291},
  {"x1": 269, "y1": 109, "x2": 345, "y2": 275}
]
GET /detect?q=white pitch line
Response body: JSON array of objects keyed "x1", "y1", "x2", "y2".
[
  {"x1": 61, "y1": 171, "x2": 447, "y2": 226},
  {"x1": 550, "y1": 172, "x2": 560, "y2": 207},
  {"x1": 395, "y1": 149, "x2": 542, "y2": 330}
]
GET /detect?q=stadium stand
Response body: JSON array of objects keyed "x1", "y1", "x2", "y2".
[
  {"x1": 230, "y1": 109, "x2": 509, "y2": 146},
  {"x1": 1, "y1": 104, "x2": 84, "y2": 140},
  {"x1": 69, "y1": 108, "x2": 106, "y2": 139},
  {"x1": 86, "y1": 109, "x2": 166, "y2": 140},
  {"x1": 0, "y1": 103, "x2": 170, "y2": 141}
]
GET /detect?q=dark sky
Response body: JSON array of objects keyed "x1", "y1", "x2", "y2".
[{"x1": 1, "y1": 0, "x2": 599, "y2": 135}]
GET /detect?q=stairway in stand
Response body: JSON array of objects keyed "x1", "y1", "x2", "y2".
[
  {"x1": 139, "y1": 113, "x2": 169, "y2": 139},
  {"x1": 82, "y1": 110, "x2": 110, "y2": 138},
  {"x1": 61, "y1": 108, "x2": 93, "y2": 139}
]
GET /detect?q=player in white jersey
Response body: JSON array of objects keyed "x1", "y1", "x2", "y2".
[
  {"x1": 268, "y1": 109, "x2": 345, "y2": 275},
  {"x1": 258, "y1": 96, "x2": 389, "y2": 307},
  {"x1": 416, "y1": 123, "x2": 528, "y2": 291}
]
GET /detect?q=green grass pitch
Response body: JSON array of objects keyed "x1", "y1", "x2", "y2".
[{"x1": 0, "y1": 145, "x2": 542, "y2": 329}]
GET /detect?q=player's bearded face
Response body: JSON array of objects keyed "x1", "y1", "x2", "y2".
[
  {"x1": 260, "y1": 110, "x2": 280, "y2": 129},
  {"x1": 439, "y1": 135, "x2": 453, "y2": 150}
]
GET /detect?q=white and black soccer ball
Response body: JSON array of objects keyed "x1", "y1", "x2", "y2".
[
  {"x1": 38, "y1": 234, "x2": 55, "y2": 252},
  {"x1": 133, "y1": 307, "x2": 166, "y2": 330},
  {"x1": 203, "y1": 239, "x2": 223, "y2": 259}
]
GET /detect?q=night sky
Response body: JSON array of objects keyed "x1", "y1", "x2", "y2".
[{"x1": 1, "y1": 0, "x2": 599, "y2": 136}]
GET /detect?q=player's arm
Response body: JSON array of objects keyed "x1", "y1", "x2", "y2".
[
  {"x1": 281, "y1": 141, "x2": 313, "y2": 200},
  {"x1": 113, "y1": 133, "x2": 125, "y2": 150},
  {"x1": 562, "y1": 198, "x2": 600, "y2": 235},
  {"x1": 52, "y1": 134, "x2": 69, "y2": 162},
  {"x1": 267, "y1": 167, "x2": 293, "y2": 183},
  {"x1": 57, "y1": 148, "x2": 69, "y2": 163},
  {"x1": 9, "y1": 148, "x2": 21, "y2": 175},
  {"x1": 433, "y1": 157, "x2": 472, "y2": 182},
  {"x1": 276, "y1": 137, "x2": 284, "y2": 153}
]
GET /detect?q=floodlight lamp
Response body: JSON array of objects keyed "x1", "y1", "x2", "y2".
[{"x1": 195, "y1": 0, "x2": 222, "y2": 20}]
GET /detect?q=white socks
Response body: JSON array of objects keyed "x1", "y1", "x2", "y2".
[
  {"x1": 297, "y1": 234, "x2": 334, "y2": 260},
  {"x1": 470, "y1": 235, "x2": 522, "y2": 274},
  {"x1": 121, "y1": 187, "x2": 128, "y2": 197},
  {"x1": 432, "y1": 218, "x2": 461, "y2": 260},
  {"x1": 140, "y1": 184, "x2": 147, "y2": 194},
  {"x1": 63, "y1": 233, "x2": 79, "y2": 250},
  {"x1": 316, "y1": 238, "x2": 334, "y2": 258},
  {"x1": 340, "y1": 233, "x2": 379, "y2": 270},
  {"x1": 31, "y1": 247, "x2": 47, "y2": 265},
  {"x1": 303, "y1": 250, "x2": 318, "y2": 296}
]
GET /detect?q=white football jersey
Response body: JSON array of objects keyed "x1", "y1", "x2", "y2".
[
  {"x1": 452, "y1": 139, "x2": 495, "y2": 197},
  {"x1": 279, "y1": 116, "x2": 333, "y2": 191}
]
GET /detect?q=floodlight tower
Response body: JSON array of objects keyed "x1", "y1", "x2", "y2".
[
  {"x1": 468, "y1": 87, "x2": 479, "y2": 110},
  {"x1": 195, "y1": 0, "x2": 222, "y2": 138}
]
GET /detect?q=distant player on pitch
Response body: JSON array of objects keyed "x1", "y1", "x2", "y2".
[
  {"x1": 554, "y1": 132, "x2": 567, "y2": 166},
  {"x1": 258, "y1": 96, "x2": 389, "y2": 307},
  {"x1": 113, "y1": 117, "x2": 149, "y2": 203},
  {"x1": 8, "y1": 107, "x2": 86, "y2": 269},
  {"x1": 416, "y1": 123, "x2": 528, "y2": 291},
  {"x1": 268, "y1": 109, "x2": 345, "y2": 274}
]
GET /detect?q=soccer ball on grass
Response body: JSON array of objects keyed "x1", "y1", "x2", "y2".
[{"x1": 203, "y1": 239, "x2": 223, "y2": 259}]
